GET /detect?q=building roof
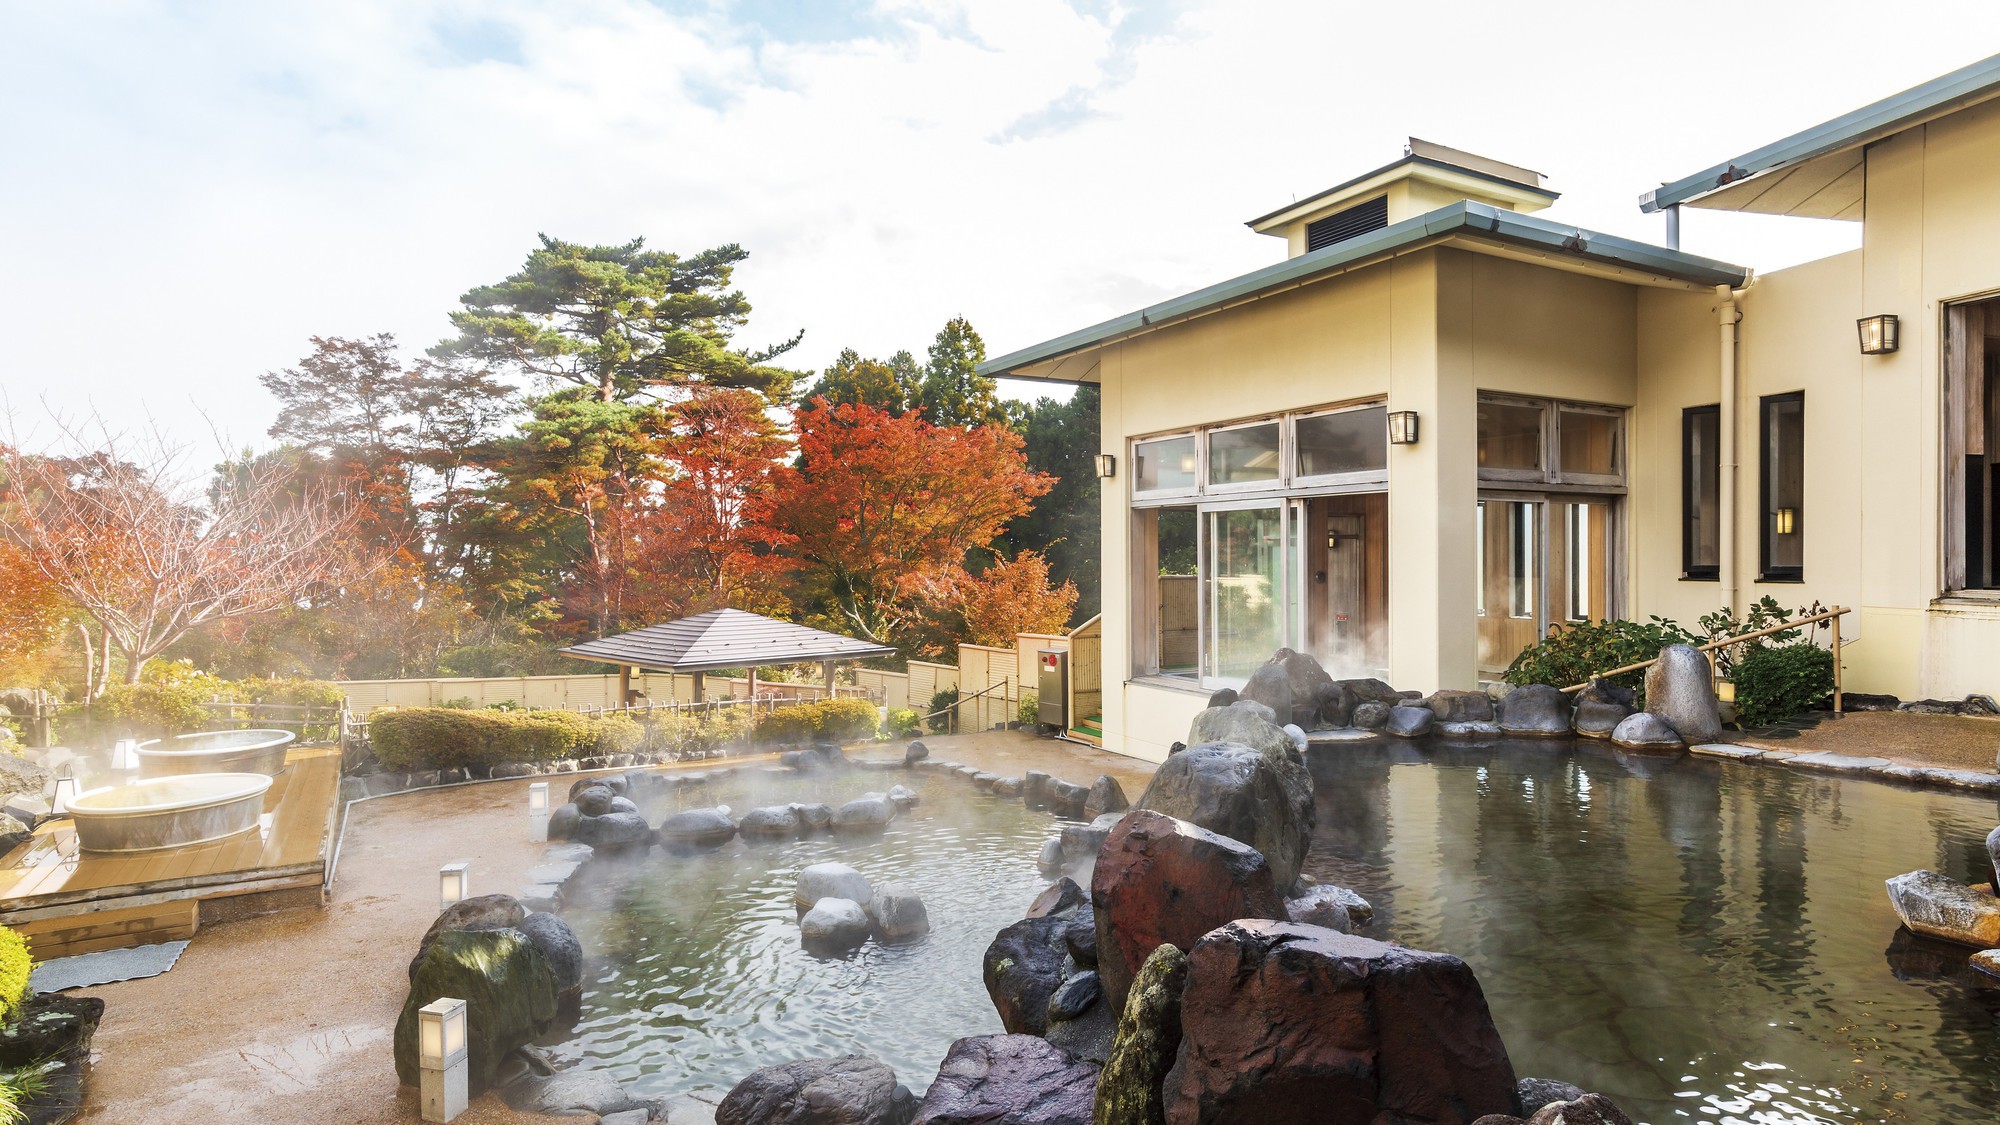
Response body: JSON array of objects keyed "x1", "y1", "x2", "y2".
[
  {"x1": 560, "y1": 608, "x2": 895, "y2": 672},
  {"x1": 1641, "y1": 51, "x2": 2000, "y2": 216},
  {"x1": 1244, "y1": 142, "x2": 1556, "y2": 233},
  {"x1": 980, "y1": 201, "x2": 1749, "y2": 381}
]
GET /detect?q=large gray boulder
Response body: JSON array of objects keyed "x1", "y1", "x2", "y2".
[
  {"x1": 741, "y1": 805, "x2": 806, "y2": 837},
  {"x1": 1134, "y1": 741, "x2": 1314, "y2": 894},
  {"x1": 507, "y1": 1069, "x2": 655, "y2": 1119},
  {"x1": 394, "y1": 929, "x2": 558, "y2": 1093},
  {"x1": 1610, "y1": 712, "x2": 1684, "y2": 751},
  {"x1": 717, "y1": 1055, "x2": 918, "y2": 1125},
  {"x1": 658, "y1": 807, "x2": 737, "y2": 848},
  {"x1": 796, "y1": 862, "x2": 873, "y2": 910},
  {"x1": 1496, "y1": 683, "x2": 1572, "y2": 736},
  {"x1": 1987, "y1": 825, "x2": 2000, "y2": 887},
  {"x1": 867, "y1": 883, "x2": 931, "y2": 944},
  {"x1": 1885, "y1": 869, "x2": 2000, "y2": 947},
  {"x1": 409, "y1": 894, "x2": 528, "y2": 981},
  {"x1": 1424, "y1": 689, "x2": 1494, "y2": 724},
  {"x1": 832, "y1": 795, "x2": 896, "y2": 833},
  {"x1": 1382, "y1": 705, "x2": 1434, "y2": 738},
  {"x1": 1238, "y1": 662, "x2": 1295, "y2": 728},
  {"x1": 1644, "y1": 644, "x2": 1723, "y2": 744},
  {"x1": 515, "y1": 911, "x2": 584, "y2": 1003},
  {"x1": 801, "y1": 898, "x2": 873, "y2": 953},
  {"x1": 1187, "y1": 702, "x2": 1295, "y2": 763},
  {"x1": 912, "y1": 1035, "x2": 1099, "y2": 1125}
]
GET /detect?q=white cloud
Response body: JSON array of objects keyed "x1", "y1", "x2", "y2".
[{"x1": 4, "y1": 0, "x2": 1998, "y2": 443}]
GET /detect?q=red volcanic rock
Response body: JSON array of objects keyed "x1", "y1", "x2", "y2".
[
  {"x1": 1165, "y1": 920, "x2": 1518, "y2": 1125},
  {"x1": 1090, "y1": 810, "x2": 1286, "y2": 1014}
]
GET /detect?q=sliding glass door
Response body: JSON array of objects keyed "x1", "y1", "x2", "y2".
[
  {"x1": 1477, "y1": 494, "x2": 1617, "y2": 678},
  {"x1": 1202, "y1": 504, "x2": 1287, "y2": 684}
]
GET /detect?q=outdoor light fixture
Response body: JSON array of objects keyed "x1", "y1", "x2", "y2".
[
  {"x1": 527, "y1": 782, "x2": 549, "y2": 842},
  {"x1": 1095, "y1": 453, "x2": 1116, "y2": 478},
  {"x1": 110, "y1": 739, "x2": 139, "y2": 771},
  {"x1": 49, "y1": 777, "x2": 78, "y2": 817},
  {"x1": 438, "y1": 862, "x2": 469, "y2": 911},
  {"x1": 417, "y1": 997, "x2": 469, "y2": 1122},
  {"x1": 1774, "y1": 507, "x2": 1797, "y2": 536},
  {"x1": 1857, "y1": 314, "x2": 1900, "y2": 355},
  {"x1": 1388, "y1": 410, "x2": 1420, "y2": 445}
]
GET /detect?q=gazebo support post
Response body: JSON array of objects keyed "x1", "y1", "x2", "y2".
[
  {"x1": 618, "y1": 664, "x2": 632, "y2": 710},
  {"x1": 822, "y1": 661, "x2": 836, "y2": 698},
  {"x1": 747, "y1": 666, "x2": 758, "y2": 734},
  {"x1": 691, "y1": 671, "x2": 705, "y2": 704}
]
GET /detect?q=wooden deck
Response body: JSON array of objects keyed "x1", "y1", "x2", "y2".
[{"x1": 0, "y1": 745, "x2": 341, "y2": 959}]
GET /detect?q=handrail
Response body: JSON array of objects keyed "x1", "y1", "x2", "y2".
[
  {"x1": 1560, "y1": 605, "x2": 1850, "y2": 712},
  {"x1": 920, "y1": 677, "x2": 1010, "y2": 732}
]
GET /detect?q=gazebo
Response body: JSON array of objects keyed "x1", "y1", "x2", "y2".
[{"x1": 559, "y1": 608, "x2": 896, "y2": 706}]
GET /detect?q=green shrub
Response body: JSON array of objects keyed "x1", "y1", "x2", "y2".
[
  {"x1": 1018, "y1": 692, "x2": 1040, "y2": 727},
  {"x1": 370, "y1": 707, "x2": 601, "y2": 771},
  {"x1": 636, "y1": 708, "x2": 756, "y2": 759},
  {"x1": 758, "y1": 698, "x2": 882, "y2": 745},
  {"x1": 1503, "y1": 616, "x2": 1700, "y2": 694},
  {"x1": 883, "y1": 707, "x2": 921, "y2": 738},
  {"x1": 1732, "y1": 643, "x2": 1835, "y2": 728},
  {"x1": 927, "y1": 689, "x2": 960, "y2": 734},
  {"x1": 91, "y1": 679, "x2": 220, "y2": 739},
  {"x1": 0, "y1": 926, "x2": 30, "y2": 1022}
]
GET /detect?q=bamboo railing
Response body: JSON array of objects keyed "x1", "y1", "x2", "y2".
[{"x1": 1560, "y1": 605, "x2": 1850, "y2": 714}]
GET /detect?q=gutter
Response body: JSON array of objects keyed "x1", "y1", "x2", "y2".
[{"x1": 1718, "y1": 284, "x2": 1744, "y2": 615}]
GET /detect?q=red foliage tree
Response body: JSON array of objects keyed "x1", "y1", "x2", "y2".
[
  {"x1": 956, "y1": 551, "x2": 1079, "y2": 647},
  {"x1": 753, "y1": 400, "x2": 1052, "y2": 654}
]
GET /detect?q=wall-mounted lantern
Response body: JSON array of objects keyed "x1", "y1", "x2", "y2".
[
  {"x1": 438, "y1": 862, "x2": 469, "y2": 911},
  {"x1": 1857, "y1": 314, "x2": 1900, "y2": 355},
  {"x1": 417, "y1": 997, "x2": 469, "y2": 1121},
  {"x1": 1388, "y1": 410, "x2": 1420, "y2": 446},
  {"x1": 1094, "y1": 453, "x2": 1116, "y2": 479},
  {"x1": 1774, "y1": 507, "x2": 1797, "y2": 536}
]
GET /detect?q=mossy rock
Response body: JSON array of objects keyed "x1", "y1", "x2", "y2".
[
  {"x1": 1092, "y1": 944, "x2": 1188, "y2": 1125},
  {"x1": 393, "y1": 928, "x2": 558, "y2": 1093}
]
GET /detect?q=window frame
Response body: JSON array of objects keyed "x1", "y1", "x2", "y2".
[
  {"x1": 1129, "y1": 430, "x2": 1202, "y2": 501},
  {"x1": 1758, "y1": 390, "x2": 1806, "y2": 583},
  {"x1": 1681, "y1": 404, "x2": 1720, "y2": 581},
  {"x1": 1552, "y1": 402, "x2": 1626, "y2": 487},
  {"x1": 1475, "y1": 393, "x2": 1552, "y2": 484},
  {"x1": 1292, "y1": 401, "x2": 1390, "y2": 487},
  {"x1": 1203, "y1": 416, "x2": 1288, "y2": 495},
  {"x1": 1476, "y1": 394, "x2": 1630, "y2": 490}
]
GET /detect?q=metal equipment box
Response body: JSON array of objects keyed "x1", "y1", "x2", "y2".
[{"x1": 1036, "y1": 649, "x2": 1069, "y2": 730}]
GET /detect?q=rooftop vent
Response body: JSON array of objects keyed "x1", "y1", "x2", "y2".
[{"x1": 1304, "y1": 195, "x2": 1389, "y2": 252}]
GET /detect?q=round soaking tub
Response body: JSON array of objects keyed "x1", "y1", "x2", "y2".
[
  {"x1": 136, "y1": 729, "x2": 295, "y2": 778},
  {"x1": 67, "y1": 773, "x2": 274, "y2": 853}
]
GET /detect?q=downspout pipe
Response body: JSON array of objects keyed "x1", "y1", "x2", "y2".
[{"x1": 1717, "y1": 283, "x2": 1744, "y2": 616}]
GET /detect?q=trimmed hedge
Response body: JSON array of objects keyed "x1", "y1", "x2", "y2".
[
  {"x1": 1733, "y1": 643, "x2": 1835, "y2": 728},
  {"x1": 371, "y1": 708, "x2": 612, "y2": 771},
  {"x1": 757, "y1": 698, "x2": 882, "y2": 745}
]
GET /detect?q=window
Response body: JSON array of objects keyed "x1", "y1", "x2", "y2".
[
  {"x1": 1295, "y1": 404, "x2": 1387, "y2": 480},
  {"x1": 1207, "y1": 421, "x2": 1282, "y2": 489},
  {"x1": 1477, "y1": 399, "x2": 1545, "y2": 475},
  {"x1": 1478, "y1": 395, "x2": 1627, "y2": 487},
  {"x1": 1557, "y1": 406, "x2": 1622, "y2": 482},
  {"x1": 1945, "y1": 296, "x2": 2000, "y2": 593},
  {"x1": 1682, "y1": 405, "x2": 1719, "y2": 580},
  {"x1": 1137, "y1": 507, "x2": 1199, "y2": 677},
  {"x1": 1133, "y1": 434, "x2": 1198, "y2": 496},
  {"x1": 1759, "y1": 392, "x2": 1804, "y2": 582}
]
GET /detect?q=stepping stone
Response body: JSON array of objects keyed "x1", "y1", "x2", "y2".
[
  {"x1": 1786, "y1": 751, "x2": 1892, "y2": 773},
  {"x1": 1690, "y1": 743, "x2": 1763, "y2": 761}
]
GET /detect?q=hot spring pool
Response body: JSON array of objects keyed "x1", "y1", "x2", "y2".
[{"x1": 553, "y1": 742, "x2": 2000, "y2": 1121}]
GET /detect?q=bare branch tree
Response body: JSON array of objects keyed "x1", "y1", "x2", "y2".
[{"x1": 0, "y1": 410, "x2": 373, "y2": 691}]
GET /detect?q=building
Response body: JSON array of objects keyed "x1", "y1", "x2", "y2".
[{"x1": 981, "y1": 54, "x2": 2000, "y2": 762}]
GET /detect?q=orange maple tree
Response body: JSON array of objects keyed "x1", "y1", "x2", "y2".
[
  {"x1": 753, "y1": 399, "x2": 1052, "y2": 653},
  {"x1": 957, "y1": 551, "x2": 1079, "y2": 647}
]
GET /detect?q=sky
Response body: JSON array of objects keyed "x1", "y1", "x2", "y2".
[{"x1": 6, "y1": 0, "x2": 2000, "y2": 450}]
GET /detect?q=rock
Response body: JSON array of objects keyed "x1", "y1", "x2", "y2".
[
  {"x1": 1047, "y1": 982, "x2": 1117, "y2": 1065},
  {"x1": 1063, "y1": 911, "x2": 1098, "y2": 967},
  {"x1": 887, "y1": 784, "x2": 920, "y2": 809},
  {"x1": 396, "y1": 928, "x2": 559, "y2": 1093},
  {"x1": 410, "y1": 894, "x2": 528, "y2": 981},
  {"x1": 794, "y1": 802, "x2": 834, "y2": 831},
  {"x1": 1643, "y1": 644, "x2": 1724, "y2": 744},
  {"x1": 912, "y1": 1035, "x2": 1099, "y2": 1125},
  {"x1": 1971, "y1": 949, "x2": 2000, "y2": 978},
  {"x1": 1060, "y1": 814, "x2": 1124, "y2": 862},
  {"x1": 0, "y1": 992, "x2": 102, "y2": 1069},
  {"x1": 1282, "y1": 886, "x2": 1355, "y2": 933},
  {"x1": 516, "y1": 911, "x2": 584, "y2": 1003},
  {"x1": 992, "y1": 777, "x2": 1025, "y2": 799},
  {"x1": 1424, "y1": 689, "x2": 1494, "y2": 723},
  {"x1": 906, "y1": 740, "x2": 930, "y2": 765},
  {"x1": 1576, "y1": 678, "x2": 1636, "y2": 710},
  {"x1": 1091, "y1": 810, "x2": 1287, "y2": 1014},
  {"x1": 1164, "y1": 922, "x2": 1517, "y2": 1124},
  {"x1": 1885, "y1": 870, "x2": 2000, "y2": 946},
  {"x1": 1239, "y1": 661, "x2": 1295, "y2": 727},
  {"x1": 1989, "y1": 825, "x2": 2000, "y2": 886},
  {"x1": 1382, "y1": 705, "x2": 1434, "y2": 738},
  {"x1": 659, "y1": 807, "x2": 737, "y2": 848},
  {"x1": 1572, "y1": 698, "x2": 1632, "y2": 738},
  {"x1": 546, "y1": 803, "x2": 582, "y2": 842},
  {"x1": 1093, "y1": 944, "x2": 1188, "y2": 1125},
  {"x1": 868, "y1": 883, "x2": 931, "y2": 943},
  {"x1": 983, "y1": 913, "x2": 1073, "y2": 1036},
  {"x1": 507, "y1": 1068, "x2": 653, "y2": 1118},
  {"x1": 1023, "y1": 771, "x2": 1051, "y2": 806},
  {"x1": 1134, "y1": 741, "x2": 1314, "y2": 894},
  {"x1": 575, "y1": 810, "x2": 655, "y2": 849},
  {"x1": 573, "y1": 784, "x2": 618, "y2": 817},
  {"x1": 1045, "y1": 780, "x2": 1091, "y2": 819},
  {"x1": 973, "y1": 772, "x2": 1000, "y2": 791},
  {"x1": 1516, "y1": 1077, "x2": 1588, "y2": 1112},
  {"x1": 1047, "y1": 970, "x2": 1101, "y2": 1022},
  {"x1": 1311, "y1": 681, "x2": 1354, "y2": 729},
  {"x1": 0, "y1": 754, "x2": 51, "y2": 799},
  {"x1": 1350, "y1": 701, "x2": 1389, "y2": 730},
  {"x1": 1438, "y1": 720, "x2": 1501, "y2": 738},
  {"x1": 1270, "y1": 649, "x2": 1335, "y2": 728},
  {"x1": 833, "y1": 795, "x2": 896, "y2": 833},
  {"x1": 1037, "y1": 838, "x2": 1064, "y2": 876},
  {"x1": 1083, "y1": 776, "x2": 1129, "y2": 820},
  {"x1": 797, "y1": 862, "x2": 874, "y2": 910},
  {"x1": 1337, "y1": 678, "x2": 1402, "y2": 707},
  {"x1": 717, "y1": 1055, "x2": 918, "y2": 1125},
  {"x1": 1279, "y1": 724, "x2": 1309, "y2": 752},
  {"x1": 1028, "y1": 877, "x2": 1086, "y2": 919},
  {"x1": 1205, "y1": 688, "x2": 1239, "y2": 708},
  {"x1": 1610, "y1": 712, "x2": 1685, "y2": 751},
  {"x1": 1187, "y1": 702, "x2": 1298, "y2": 764},
  {"x1": 1496, "y1": 684, "x2": 1572, "y2": 736},
  {"x1": 570, "y1": 773, "x2": 629, "y2": 798},
  {"x1": 741, "y1": 804, "x2": 807, "y2": 837},
  {"x1": 1523, "y1": 1093, "x2": 1635, "y2": 1125},
  {"x1": 801, "y1": 898, "x2": 873, "y2": 953}
]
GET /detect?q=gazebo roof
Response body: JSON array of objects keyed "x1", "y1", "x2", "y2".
[{"x1": 559, "y1": 608, "x2": 895, "y2": 673}]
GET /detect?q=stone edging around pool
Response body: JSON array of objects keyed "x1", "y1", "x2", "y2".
[{"x1": 1690, "y1": 741, "x2": 2000, "y2": 792}]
